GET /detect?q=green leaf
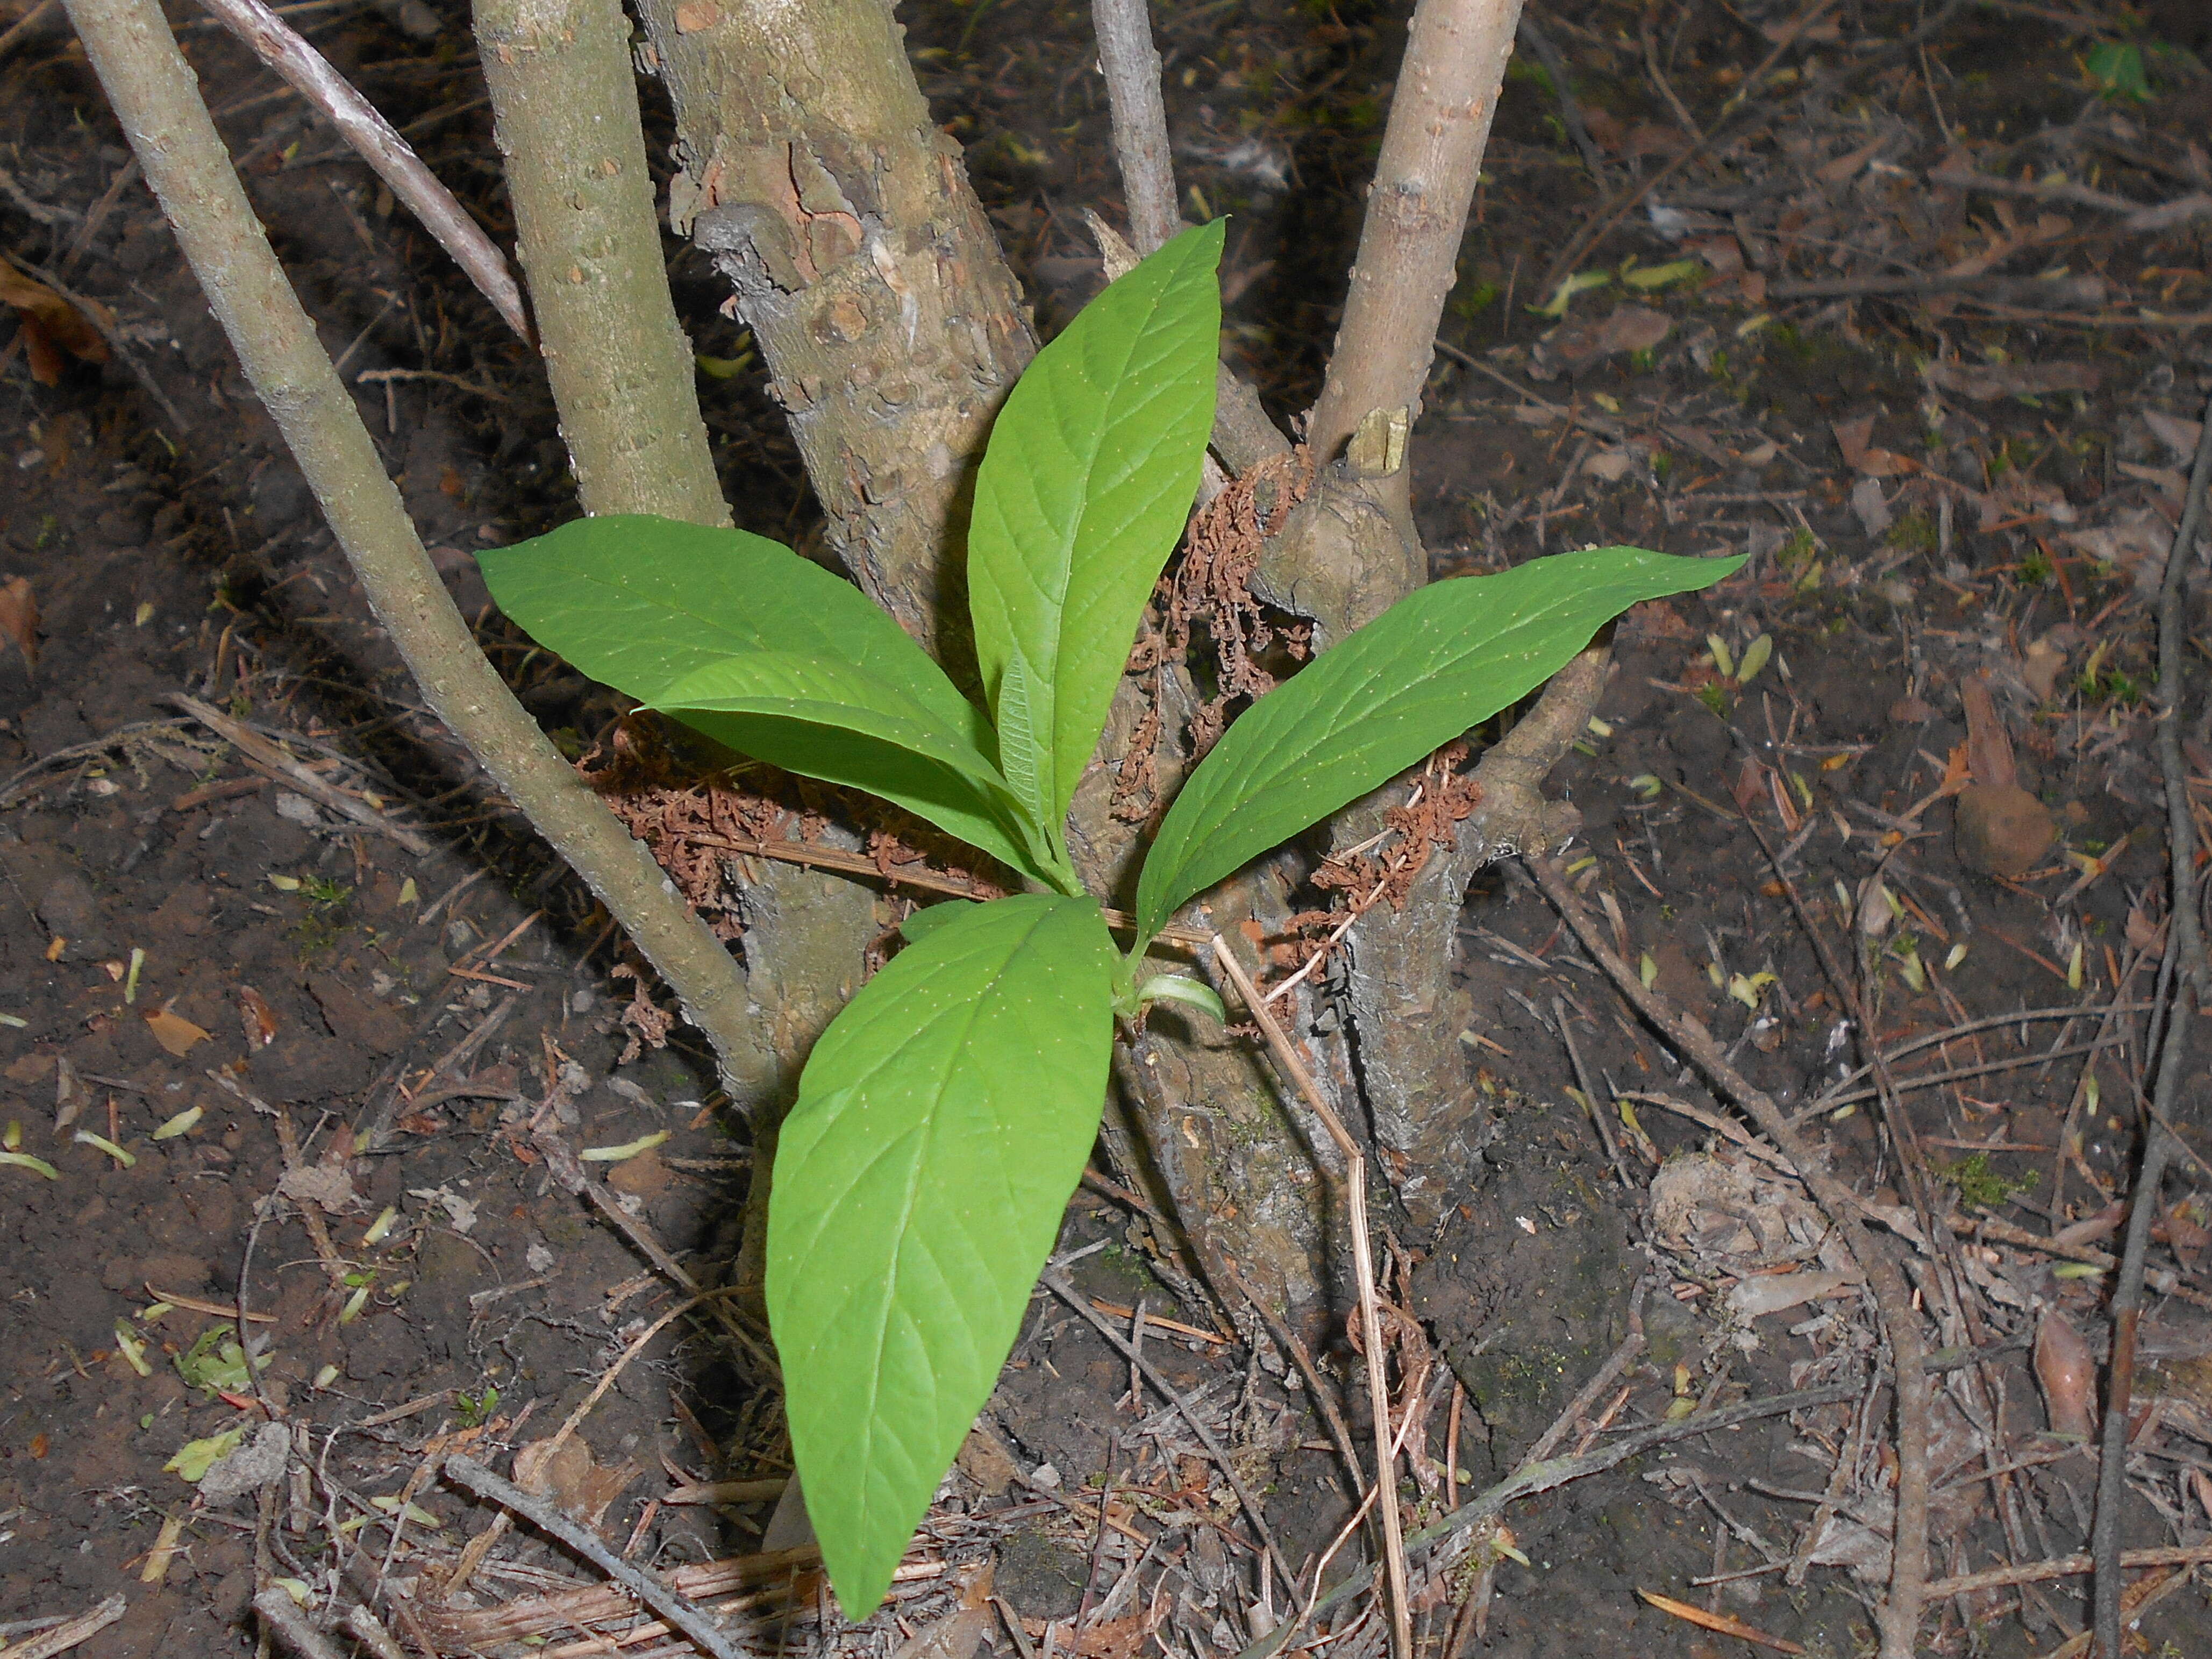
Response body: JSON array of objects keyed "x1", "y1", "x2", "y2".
[
  {"x1": 897, "y1": 901, "x2": 979, "y2": 945},
  {"x1": 477, "y1": 515, "x2": 1054, "y2": 882},
  {"x1": 1134, "y1": 547, "x2": 1743, "y2": 946},
  {"x1": 767, "y1": 894, "x2": 1121, "y2": 1615},
  {"x1": 166, "y1": 1428, "x2": 244, "y2": 1484},
  {"x1": 1133, "y1": 973, "x2": 1224, "y2": 1023},
  {"x1": 650, "y1": 653, "x2": 1058, "y2": 885},
  {"x1": 479, "y1": 516, "x2": 983, "y2": 730},
  {"x1": 967, "y1": 221, "x2": 1222, "y2": 830}
]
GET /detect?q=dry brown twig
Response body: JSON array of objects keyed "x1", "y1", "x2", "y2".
[
  {"x1": 1036, "y1": 1271, "x2": 1296, "y2": 1593},
  {"x1": 190, "y1": 0, "x2": 530, "y2": 339},
  {"x1": 1525, "y1": 855, "x2": 1930, "y2": 1659},
  {"x1": 1204, "y1": 934, "x2": 1412, "y2": 1659},
  {"x1": 2, "y1": 1596, "x2": 126, "y2": 1659},
  {"x1": 170, "y1": 694, "x2": 435, "y2": 855},
  {"x1": 443, "y1": 1455, "x2": 744, "y2": 1659}
]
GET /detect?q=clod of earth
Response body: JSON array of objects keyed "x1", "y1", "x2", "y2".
[{"x1": 1953, "y1": 782, "x2": 2057, "y2": 879}]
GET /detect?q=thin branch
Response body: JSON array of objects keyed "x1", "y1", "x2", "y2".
[
  {"x1": 1512, "y1": 9, "x2": 1608, "y2": 184},
  {"x1": 1038, "y1": 1272, "x2": 1297, "y2": 1592},
  {"x1": 1305, "y1": 0, "x2": 1523, "y2": 464},
  {"x1": 191, "y1": 0, "x2": 530, "y2": 340},
  {"x1": 2090, "y1": 383, "x2": 2212, "y2": 1659},
  {"x1": 253, "y1": 1591, "x2": 348, "y2": 1659},
  {"x1": 1228, "y1": 1379, "x2": 1863, "y2": 1659},
  {"x1": 59, "y1": 0, "x2": 776, "y2": 1108},
  {"x1": 4, "y1": 1596, "x2": 126, "y2": 1659},
  {"x1": 1090, "y1": 0, "x2": 1179, "y2": 254},
  {"x1": 444, "y1": 1456, "x2": 745, "y2": 1659},
  {"x1": 0, "y1": 0, "x2": 58, "y2": 59},
  {"x1": 1207, "y1": 936, "x2": 1412, "y2": 1659},
  {"x1": 1525, "y1": 854, "x2": 1930, "y2": 1659}
]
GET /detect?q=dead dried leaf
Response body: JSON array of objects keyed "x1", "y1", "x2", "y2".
[
  {"x1": 2036, "y1": 1309, "x2": 2096, "y2": 1439},
  {"x1": 1848, "y1": 476, "x2": 1892, "y2": 536},
  {"x1": 0, "y1": 577, "x2": 38, "y2": 671},
  {"x1": 144, "y1": 1007, "x2": 211, "y2": 1057},
  {"x1": 1636, "y1": 1590, "x2": 1804, "y2": 1653},
  {"x1": 53, "y1": 1053, "x2": 84, "y2": 1134},
  {"x1": 276, "y1": 1160, "x2": 358, "y2": 1213},
  {"x1": 1830, "y1": 414, "x2": 1916, "y2": 478},
  {"x1": 1924, "y1": 360, "x2": 2101, "y2": 402},
  {"x1": 2063, "y1": 508, "x2": 2174, "y2": 594},
  {"x1": 0, "y1": 257, "x2": 108, "y2": 386},
  {"x1": 2144, "y1": 410, "x2": 2204, "y2": 461},
  {"x1": 1529, "y1": 304, "x2": 1671, "y2": 377},
  {"x1": 237, "y1": 985, "x2": 278, "y2": 1049},
  {"x1": 2022, "y1": 635, "x2": 2069, "y2": 701},
  {"x1": 891, "y1": 1566, "x2": 995, "y2": 1659},
  {"x1": 512, "y1": 1437, "x2": 640, "y2": 1532}
]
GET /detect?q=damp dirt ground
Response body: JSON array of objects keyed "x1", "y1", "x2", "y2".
[{"x1": 4, "y1": 1, "x2": 2212, "y2": 1656}]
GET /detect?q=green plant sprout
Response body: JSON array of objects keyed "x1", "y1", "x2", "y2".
[{"x1": 479, "y1": 222, "x2": 1740, "y2": 1616}]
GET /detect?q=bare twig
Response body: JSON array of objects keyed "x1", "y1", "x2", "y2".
[
  {"x1": 1305, "y1": 0, "x2": 1523, "y2": 465},
  {"x1": 1512, "y1": 10, "x2": 1609, "y2": 183},
  {"x1": 443, "y1": 1291, "x2": 729, "y2": 1594},
  {"x1": 0, "y1": 0, "x2": 57, "y2": 58},
  {"x1": 2090, "y1": 385, "x2": 2212, "y2": 1659},
  {"x1": 1639, "y1": 3, "x2": 1702, "y2": 144},
  {"x1": 443, "y1": 1456, "x2": 744, "y2": 1659},
  {"x1": 1931, "y1": 1541, "x2": 2212, "y2": 1600},
  {"x1": 170, "y1": 694, "x2": 434, "y2": 854},
  {"x1": 1928, "y1": 165, "x2": 2212, "y2": 234},
  {"x1": 1089, "y1": 0, "x2": 1178, "y2": 254},
  {"x1": 1206, "y1": 935, "x2": 1411, "y2": 1659},
  {"x1": 1228, "y1": 1379, "x2": 1863, "y2": 1659},
  {"x1": 1039, "y1": 1271, "x2": 1296, "y2": 1592},
  {"x1": 191, "y1": 0, "x2": 530, "y2": 339},
  {"x1": 1217, "y1": 1257, "x2": 1367, "y2": 1501},
  {"x1": 1526, "y1": 855, "x2": 1929, "y2": 1659},
  {"x1": 1554, "y1": 996, "x2": 1633, "y2": 1190},
  {"x1": 4, "y1": 1596, "x2": 126, "y2": 1659},
  {"x1": 253, "y1": 1590, "x2": 347, "y2": 1659}
]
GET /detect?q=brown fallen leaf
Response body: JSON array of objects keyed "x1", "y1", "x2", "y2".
[
  {"x1": 1530, "y1": 304, "x2": 1671, "y2": 377},
  {"x1": 1954, "y1": 678, "x2": 2055, "y2": 878},
  {"x1": 0, "y1": 576, "x2": 38, "y2": 671},
  {"x1": 1830, "y1": 413, "x2": 1917, "y2": 478},
  {"x1": 2035, "y1": 1309, "x2": 2096, "y2": 1440},
  {"x1": 144, "y1": 1006, "x2": 212, "y2": 1057},
  {"x1": 512, "y1": 1436, "x2": 641, "y2": 1532},
  {"x1": 0, "y1": 256, "x2": 109, "y2": 387},
  {"x1": 1924, "y1": 359, "x2": 2101, "y2": 402},
  {"x1": 2021, "y1": 633, "x2": 2070, "y2": 701},
  {"x1": 2144, "y1": 409, "x2": 2204, "y2": 461},
  {"x1": 889, "y1": 1564, "x2": 995, "y2": 1659},
  {"x1": 237, "y1": 985, "x2": 278, "y2": 1049},
  {"x1": 276, "y1": 1160, "x2": 358, "y2": 1214}
]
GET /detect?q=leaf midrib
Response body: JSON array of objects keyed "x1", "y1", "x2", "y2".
[{"x1": 831, "y1": 906, "x2": 1055, "y2": 1537}]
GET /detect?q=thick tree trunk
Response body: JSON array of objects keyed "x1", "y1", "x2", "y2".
[{"x1": 634, "y1": 0, "x2": 1034, "y2": 670}]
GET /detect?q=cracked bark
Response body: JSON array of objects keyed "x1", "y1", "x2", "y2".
[{"x1": 636, "y1": 0, "x2": 1034, "y2": 670}]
